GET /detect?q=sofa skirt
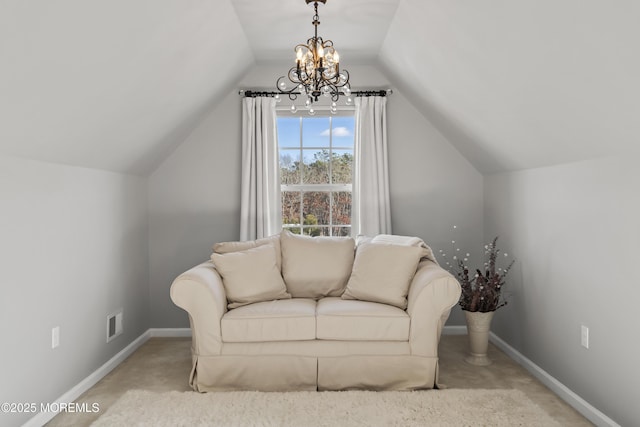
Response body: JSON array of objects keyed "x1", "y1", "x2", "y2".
[
  {"x1": 190, "y1": 354, "x2": 438, "y2": 392},
  {"x1": 318, "y1": 356, "x2": 437, "y2": 391}
]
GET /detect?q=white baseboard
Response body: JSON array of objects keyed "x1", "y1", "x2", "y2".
[
  {"x1": 23, "y1": 328, "x2": 192, "y2": 426},
  {"x1": 489, "y1": 332, "x2": 619, "y2": 427},
  {"x1": 23, "y1": 330, "x2": 151, "y2": 427}
]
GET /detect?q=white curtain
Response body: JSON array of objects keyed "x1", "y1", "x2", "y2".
[
  {"x1": 240, "y1": 97, "x2": 281, "y2": 241},
  {"x1": 352, "y1": 96, "x2": 392, "y2": 236}
]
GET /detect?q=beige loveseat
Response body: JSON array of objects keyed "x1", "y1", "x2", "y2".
[{"x1": 170, "y1": 231, "x2": 461, "y2": 392}]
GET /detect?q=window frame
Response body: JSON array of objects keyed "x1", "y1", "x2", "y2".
[{"x1": 276, "y1": 107, "x2": 355, "y2": 236}]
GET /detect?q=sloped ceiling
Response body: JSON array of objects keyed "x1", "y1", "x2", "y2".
[
  {"x1": 231, "y1": 0, "x2": 401, "y2": 63},
  {"x1": 2, "y1": 0, "x2": 638, "y2": 175},
  {"x1": 381, "y1": 0, "x2": 640, "y2": 173},
  {"x1": 0, "y1": 0, "x2": 253, "y2": 175}
]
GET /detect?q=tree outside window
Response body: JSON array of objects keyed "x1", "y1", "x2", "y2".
[{"x1": 278, "y1": 115, "x2": 354, "y2": 236}]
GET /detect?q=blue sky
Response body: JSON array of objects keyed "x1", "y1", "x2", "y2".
[{"x1": 277, "y1": 116, "x2": 354, "y2": 149}]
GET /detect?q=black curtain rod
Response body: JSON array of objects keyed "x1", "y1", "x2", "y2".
[{"x1": 239, "y1": 89, "x2": 392, "y2": 98}]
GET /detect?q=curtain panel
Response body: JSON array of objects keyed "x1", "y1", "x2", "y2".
[
  {"x1": 240, "y1": 97, "x2": 281, "y2": 241},
  {"x1": 352, "y1": 96, "x2": 392, "y2": 236}
]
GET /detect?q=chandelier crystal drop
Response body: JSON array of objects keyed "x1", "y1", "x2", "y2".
[{"x1": 276, "y1": 0, "x2": 351, "y2": 113}]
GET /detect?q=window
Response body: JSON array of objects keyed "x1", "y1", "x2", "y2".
[{"x1": 277, "y1": 113, "x2": 355, "y2": 236}]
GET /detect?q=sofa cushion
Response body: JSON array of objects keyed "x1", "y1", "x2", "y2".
[
  {"x1": 341, "y1": 242, "x2": 423, "y2": 309},
  {"x1": 221, "y1": 299, "x2": 317, "y2": 342},
  {"x1": 316, "y1": 297, "x2": 410, "y2": 341},
  {"x1": 213, "y1": 234, "x2": 282, "y2": 271},
  {"x1": 280, "y1": 230, "x2": 355, "y2": 298},
  {"x1": 211, "y1": 243, "x2": 291, "y2": 309}
]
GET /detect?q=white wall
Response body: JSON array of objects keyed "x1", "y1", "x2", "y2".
[
  {"x1": 484, "y1": 155, "x2": 640, "y2": 426},
  {"x1": 0, "y1": 155, "x2": 149, "y2": 427},
  {"x1": 148, "y1": 63, "x2": 483, "y2": 327}
]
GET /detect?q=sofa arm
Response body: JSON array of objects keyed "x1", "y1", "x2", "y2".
[
  {"x1": 170, "y1": 261, "x2": 227, "y2": 356},
  {"x1": 406, "y1": 260, "x2": 461, "y2": 356}
]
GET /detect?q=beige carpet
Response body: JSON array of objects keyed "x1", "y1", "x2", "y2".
[{"x1": 91, "y1": 388, "x2": 561, "y2": 427}]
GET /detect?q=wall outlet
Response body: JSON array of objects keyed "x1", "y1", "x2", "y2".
[
  {"x1": 51, "y1": 326, "x2": 60, "y2": 349},
  {"x1": 581, "y1": 325, "x2": 589, "y2": 349},
  {"x1": 106, "y1": 310, "x2": 123, "y2": 343}
]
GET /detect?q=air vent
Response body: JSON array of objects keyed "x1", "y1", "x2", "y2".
[{"x1": 106, "y1": 310, "x2": 123, "y2": 342}]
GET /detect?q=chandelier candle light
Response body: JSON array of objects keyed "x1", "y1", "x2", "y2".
[{"x1": 276, "y1": 0, "x2": 352, "y2": 115}]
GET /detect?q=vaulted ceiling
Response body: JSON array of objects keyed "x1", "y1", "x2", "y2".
[
  {"x1": 380, "y1": 0, "x2": 640, "y2": 173},
  {"x1": 231, "y1": 0, "x2": 401, "y2": 63},
  {"x1": 2, "y1": 0, "x2": 638, "y2": 175},
  {"x1": 1, "y1": 0, "x2": 253, "y2": 174}
]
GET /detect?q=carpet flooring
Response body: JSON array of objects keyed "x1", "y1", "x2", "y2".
[
  {"x1": 91, "y1": 389, "x2": 562, "y2": 427},
  {"x1": 46, "y1": 335, "x2": 592, "y2": 426}
]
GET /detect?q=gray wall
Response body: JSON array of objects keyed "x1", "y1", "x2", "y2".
[
  {"x1": 148, "y1": 63, "x2": 483, "y2": 328},
  {"x1": 148, "y1": 89, "x2": 243, "y2": 327},
  {"x1": 484, "y1": 155, "x2": 640, "y2": 426},
  {"x1": 386, "y1": 89, "x2": 484, "y2": 325},
  {"x1": 0, "y1": 155, "x2": 149, "y2": 427}
]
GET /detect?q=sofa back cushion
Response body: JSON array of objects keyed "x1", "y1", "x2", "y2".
[
  {"x1": 280, "y1": 230, "x2": 355, "y2": 298},
  {"x1": 213, "y1": 234, "x2": 282, "y2": 271},
  {"x1": 342, "y1": 242, "x2": 423, "y2": 309},
  {"x1": 211, "y1": 243, "x2": 291, "y2": 309}
]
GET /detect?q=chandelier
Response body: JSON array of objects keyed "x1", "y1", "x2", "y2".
[{"x1": 276, "y1": 0, "x2": 352, "y2": 114}]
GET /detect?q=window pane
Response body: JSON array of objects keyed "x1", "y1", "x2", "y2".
[
  {"x1": 332, "y1": 192, "x2": 352, "y2": 225},
  {"x1": 277, "y1": 117, "x2": 300, "y2": 148},
  {"x1": 332, "y1": 227, "x2": 351, "y2": 237},
  {"x1": 303, "y1": 149, "x2": 329, "y2": 184},
  {"x1": 331, "y1": 150, "x2": 353, "y2": 184},
  {"x1": 284, "y1": 226, "x2": 302, "y2": 235},
  {"x1": 282, "y1": 191, "x2": 301, "y2": 226},
  {"x1": 302, "y1": 117, "x2": 330, "y2": 147},
  {"x1": 303, "y1": 226, "x2": 329, "y2": 237},
  {"x1": 303, "y1": 192, "x2": 330, "y2": 226},
  {"x1": 280, "y1": 150, "x2": 300, "y2": 185},
  {"x1": 331, "y1": 116, "x2": 355, "y2": 147}
]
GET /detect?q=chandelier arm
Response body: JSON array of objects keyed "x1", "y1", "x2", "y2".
[
  {"x1": 339, "y1": 68, "x2": 349, "y2": 87},
  {"x1": 277, "y1": 74, "x2": 301, "y2": 95}
]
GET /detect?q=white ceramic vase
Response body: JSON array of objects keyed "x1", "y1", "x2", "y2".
[{"x1": 464, "y1": 310, "x2": 495, "y2": 366}]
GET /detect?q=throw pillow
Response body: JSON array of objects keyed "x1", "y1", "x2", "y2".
[
  {"x1": 280, "y1": 230, "x2": 355, "y2": 298},
  {"x1": 213, "y1": 234, "x2": 282, "y2": 271},
  {"x1": 211, "y1": 243, "x2": 291, "y2": 309},
  {"x1": 341, "y1": 242, "x2": 423, "y2": 309}
]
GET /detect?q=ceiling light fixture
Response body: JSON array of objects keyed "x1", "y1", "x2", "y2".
[{"x1": 276, "y1": 0, "x2": 351, "y2": 115}]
